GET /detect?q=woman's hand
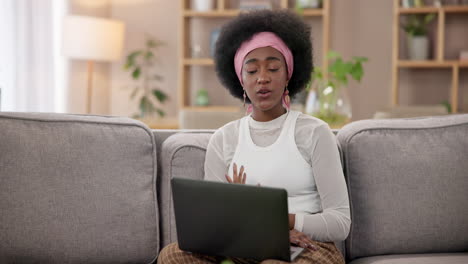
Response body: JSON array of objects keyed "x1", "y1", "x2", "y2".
[
  {"x1": 289, "y1": 229, "x2": 317, "y2": 251},
  {"x1": 225, "y1": 163, "x2": 246, "y2": 184},
  {"x1": 289, "y1": 214, "x2": 295, "y2": 230}
]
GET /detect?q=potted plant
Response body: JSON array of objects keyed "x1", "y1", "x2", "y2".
[
  {"x1": 305, "y1": 51, "x2": 368, "y2": 128},
  {"x1": 195, "y1": 88, "x2": 210, "y2": 106},
  {"x1": 296, "y1": 0, "x2": 321, "y2": 9},
  {"x1": 124, "y1": 36, "x2": 168, "y2": 119},
  {"x1": 402, "y1": 14, "x2": 435, "y2": 60}
]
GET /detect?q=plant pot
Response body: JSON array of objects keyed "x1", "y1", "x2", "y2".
[
  {"x1": 408, "y1": 35, "x2": 429, "y2": 60},
  {"x1": 195, "y1": 89, "x2": 210, "y2": 106},
  {"x1": 297, "y1": 0, "x2": 321, "y2": 8},
  {"x1": 305, "y1": 84, "x2": 352, "y2": 129},
  {"x1": 191, "y1": 0, "x2": 215, "y2": 11}
]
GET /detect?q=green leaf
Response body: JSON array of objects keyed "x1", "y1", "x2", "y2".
[
  {"x1": 139, "y1": 96, "x2": 156, "y2": 115},
  {"x1": 147, "y1": 39, "x2": 164, "y2": 48},
  {"x1": 311, "y1": 68, "x2": 323, "y2": 82},
  {"x1": 156, "y1": 108, "x2": 165, "y2": 118},
  {"x1": 350, "y1": 63, "x2": 364, "y2": 82},
  {"x1": 294, "y1": 1, "x2": 304, "y2": 15},
  {"x1": 145, "y1": 51, "x2": 154, "y2": 60},
  {"x1": 130, "y1": 87, "x2": 139, "y2": 99},
  {"x1": 152, "y1": 89, "x2": 168, "y2": 103},
  {"x1": 353, "y1": 56, "x2": 368, "y2": 63},
  {"x1": 424, "y1": 13, "x2": 435, "y2": 24},
  {"x1": 125, "y1": 51, "x2": 142, "y2": 68},
  {"x1": 330, "y1": 59, "x2": 348, "y2": 85},
  {"x1": 327, "y1": 50, "x2": 340, "y2": 60},
  {"x1": 123, "y1": 61, "x2": 133, "y2": 70},
  {"x1": 132, "y1": 67, "x2": 141, "y2": 79},
  {"x1": 402, "y1": 14, "x2": 434, "y2": 36},
  {"x1": 441, "y1": 100, "x2": 452, "y2": 113},
  {"x1": 147, "y1": 39, "x2": 157, "y2": 48}
]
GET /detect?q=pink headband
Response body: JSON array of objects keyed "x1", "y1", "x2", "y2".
[{"x1": 234, "y1": 32, "x2": 294, "y2": 85}]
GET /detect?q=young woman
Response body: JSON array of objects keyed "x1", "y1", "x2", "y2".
[{"x1": 158, "y1": 10, "x2": 350, "y2": 264}]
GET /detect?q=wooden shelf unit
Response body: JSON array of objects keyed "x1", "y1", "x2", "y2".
[
  {"x1": 178, "y1": 0, "x2": 331, "y2": 112},
  {"x1": 392, "y1": 1, "x2": 468, "y2": 113},
  {"x1": 397, "y1": 60, "x2": 468, "y2": 68},
  {"x1": 399, "y1": 5, "x2": 468, "y2": 14}
]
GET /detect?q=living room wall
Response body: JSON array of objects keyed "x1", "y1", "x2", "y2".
[{"x1": 68, "y1": 0, "x2": 468, "y2": 121}]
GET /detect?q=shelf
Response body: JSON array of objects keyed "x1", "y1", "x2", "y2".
[
  {"x1": 182, "y1": 106, "x2": 241, "y2": 112},
  {"x1": 184, "y1": 8, "x2": 325, "y2": 17},
  {"x1": 460, "y1": 61, "x2": 468, "y2": 68},
  {"x1": 301, "y1": 9, "x2": 324, "y2": 16},
  {"x1": 398, "y1": 5, "x2": 468, "y2": 14},
  {"x1": 184, "y1": 58, "x2": 214, "y2": 66},
  {"x1": 138, "y1": 117, "x2": 179, "y2": 129},
  {"x1": 179, "y1": 1, "x2": 331, "y2": 122},
  {"x1": 444, "y1": 5, "x2": 468, "y2": 13},
  {"x1": 399, "y1": 6, "x2": 438, "y2": 14},
  {"x1": 183, "y1": 9, "x2": 240, "y2": 17},
  {"x1": 398, "y1": 60, "x2": 468, "y2": 68}
]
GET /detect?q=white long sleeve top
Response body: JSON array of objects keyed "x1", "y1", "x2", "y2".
[{"x1": 204, "y1": 111, "x2": 351, "y2": 242}]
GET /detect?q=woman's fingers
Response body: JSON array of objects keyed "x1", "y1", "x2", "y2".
[
  {"x1": 230, "y1": 163, "x2": 247, "y2": 184},
  {"x1": 290, "y1": 230, "x2": 317, "y2": 251},
  {"x1": 232, "y1": 163, "x2": 238, "y2": 182},
  {"x1": 238, "y1": 165, "x2": 244, "y2": 181},
  {"x1": 292, "y1": 238, "x2": 317, "y2": 250},
  {"x1": 225, "y1": 175, "x2": 233, "y2": 183}
]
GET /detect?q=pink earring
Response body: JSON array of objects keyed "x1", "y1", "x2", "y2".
[
  {"x1": 243, "y1": 90, "x2": 253, "y2": 114},
  {"x1": 243, "y1": 90, "x2": 246, "y2": 108},
  {"x1": 282, "y1": 87, "x2": 290, "y2": 110}
]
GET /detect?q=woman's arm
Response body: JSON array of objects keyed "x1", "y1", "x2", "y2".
[
  {"x1": 204, "y1": 129, "x2": 229, "y2": 183},
  {"x1": 297, "y1": 123, "x2": 351, "y2": 242}
]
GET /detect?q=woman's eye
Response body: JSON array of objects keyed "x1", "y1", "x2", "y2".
[
  {"x1": 247, "y1": 70, "x2": 257, "y2": 74},
  {"x1": 269, "y1": 68, "x2": 279, "y2": 72}
]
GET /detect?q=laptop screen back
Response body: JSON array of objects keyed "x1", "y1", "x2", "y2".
[{"x1": 171, "y1": 178, "x2": 291, "y2": 262}]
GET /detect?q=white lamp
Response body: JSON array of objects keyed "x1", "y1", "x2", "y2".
[{"x1": 62, "y1": 15, "x2": 124, "y2": 113}]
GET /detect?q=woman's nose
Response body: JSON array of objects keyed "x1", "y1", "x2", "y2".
[{"x1": 257, "y1": 70, "x2": 270, "y2": 84}]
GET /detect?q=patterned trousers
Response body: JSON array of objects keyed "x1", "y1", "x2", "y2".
[{"x1": 157, "y1": 241, "x2": 345, "y2": 264}]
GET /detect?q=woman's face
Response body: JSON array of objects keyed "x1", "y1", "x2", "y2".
[{"x1": 242, "y1": 46, "x2": 289, "y2": 114}]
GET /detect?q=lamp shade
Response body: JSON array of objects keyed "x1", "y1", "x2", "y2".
[{"x1": 62, "y1": 15, "x2": 125, "y2": 61}]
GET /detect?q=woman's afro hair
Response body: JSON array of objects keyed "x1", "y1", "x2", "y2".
[{"x1": 214, "y1": 9, "x2": 313, "y2": 102}]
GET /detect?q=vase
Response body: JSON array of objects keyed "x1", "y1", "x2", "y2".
[
  {"x1": 305, "y1": 83, "x2": 352, "y2": 129},
  {"x1": 408, "y1": 35, "x2": 429, "y2": 60},
  {"x1": 191, "y1": 0, "x2": 215, "y2": 11}
]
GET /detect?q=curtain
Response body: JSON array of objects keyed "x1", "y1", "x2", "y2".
[{"x1": 0, "y1": 0, "x2": 67, "y2": 112}]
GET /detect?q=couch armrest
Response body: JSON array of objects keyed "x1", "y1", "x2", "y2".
[{"x1": 157, "y1": 132, "x2": 213, "y2": 248}]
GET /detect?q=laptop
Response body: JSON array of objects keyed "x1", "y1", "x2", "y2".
[{"x1": 171, "y1": 178, "x2": 304, "y2": 262}]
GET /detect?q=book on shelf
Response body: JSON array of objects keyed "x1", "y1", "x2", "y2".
[
  {"x1": 239, "y1": 0, "x2": 272, "y2": 11},
  {"x1": 460, "y1": 51, "x2": 468, "y2": 61}
]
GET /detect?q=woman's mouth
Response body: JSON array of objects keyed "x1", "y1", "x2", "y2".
[{"x1": 257, "y1": 89, "x2": 272, "y2": 98}]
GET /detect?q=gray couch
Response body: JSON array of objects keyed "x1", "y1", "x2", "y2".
[{"x1": 1, "y1": 112, "x2": 467, "y2": 263}]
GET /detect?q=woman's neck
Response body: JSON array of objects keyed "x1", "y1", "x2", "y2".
[{"x1": 251, "y1": 106, "x2": 287, "y2": 122}]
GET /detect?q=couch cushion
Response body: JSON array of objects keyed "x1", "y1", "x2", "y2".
[
  {"x1": 337, "y1": 114, "x2": 468, "y2": 261},
  {"x1": 0, "y1": 113, "x2": 159, "y2": 263},
  {"x1": 157, "y1": 132, "x2": 213, "y2": 248},
  {"x1": 349, "y1": 253, "x2": 468, "y2": 264}
]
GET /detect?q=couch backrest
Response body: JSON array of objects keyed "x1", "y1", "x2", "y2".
[
  {"x1": 337, "y1": 114, "x2": 468, "y2": 261},
  {"x1": 0, "y1": 113, "x2": 159, "y2": 264}
]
